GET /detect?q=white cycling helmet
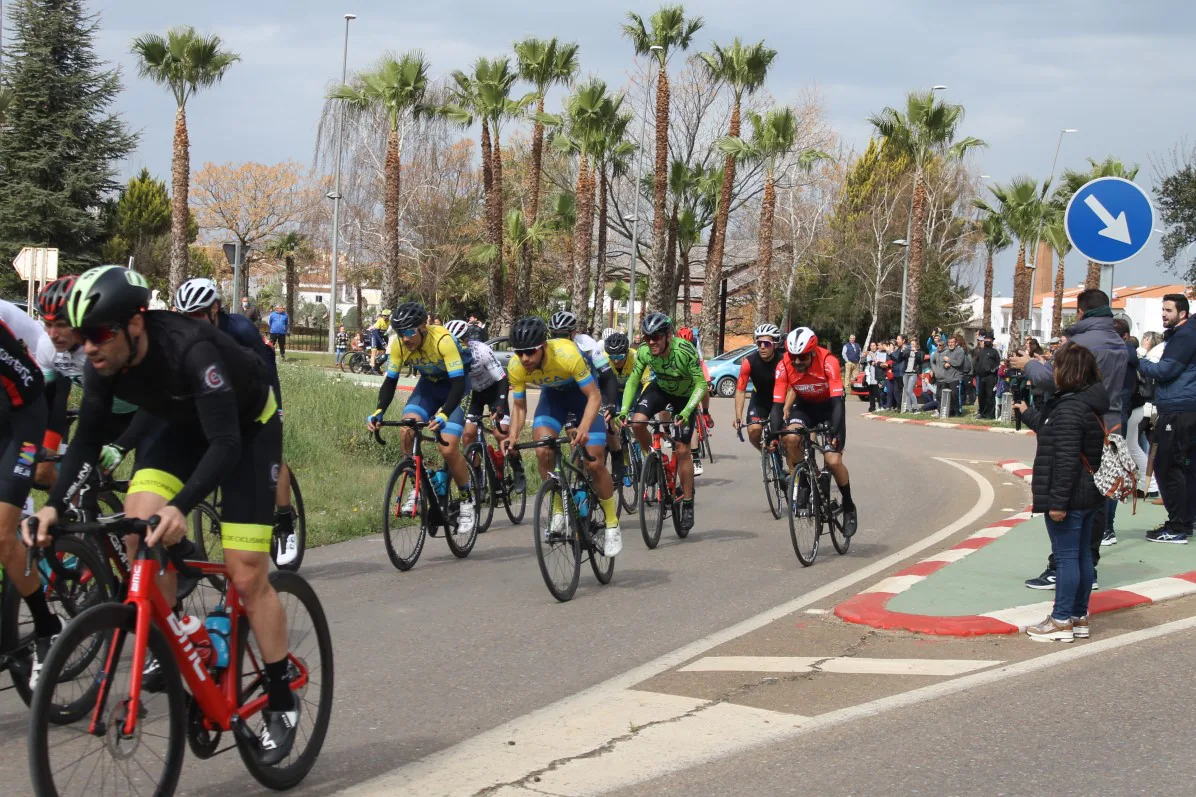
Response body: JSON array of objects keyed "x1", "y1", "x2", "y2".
[
  {"x1": 445, "y1": 319, "x2": 469, "y2": 339},
  {"x1": 175, "y1": 278, "x2": 220, "y2": 314},
  {"x1": 754, "y1": 323, "x2": 781, "y2": 340},
  {"x1": 600, "y1": 327, "x2": 616, "y2": 341},
  {"x1": 786, "y1": 326, "x2": 819, "y2": 356},
  {"x1": 549, "y1": 310, "x2": 578, "y2": 334}
]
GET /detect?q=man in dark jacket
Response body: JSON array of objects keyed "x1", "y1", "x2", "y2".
[
  {"x1": 974, "y1": 329, "x2": 1002, "y2": 419},
  {"x1": 892, "y1": 335, "x2": 910, "y2": 411},
  {"x1": 941, "y1": 336, "x2": 965, "y2": 416},
  {"x1": 1137, "y1": 293, "x2": 1196, "y2": 543}
]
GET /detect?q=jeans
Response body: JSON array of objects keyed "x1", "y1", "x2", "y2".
[
  {"x1": 1045, "y1": 507, "x2": 1097, "y2": 621},
  {"x1": 902, "y1": 373, "x2": 919, "y2": 412}
]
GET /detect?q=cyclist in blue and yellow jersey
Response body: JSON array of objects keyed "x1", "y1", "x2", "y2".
[
  {"x1": 501, "y1": 316, "x2": 622, "y2": 556},
  {"x1": 602, "y1": 331, "x2": 638, "y2": 487},
  {"x1": 366, "y1": 301, "x2": 476, "y2": 535}
]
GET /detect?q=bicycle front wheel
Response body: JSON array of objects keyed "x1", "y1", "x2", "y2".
[
  {"x1": 533, "y1": 481, "x2": 581, "y2": 602},
  {"x1": 383, "y1": 460, "x2": 427, "y2": 570},
  {"x1": 639, "y1": 451, "x2": 666, "y2": 549},
  {"x1": 789, "y1": 465, "x2": 821, "y2": 567},
  {"x1": 700, "y1": 419, "x2": 715, "y2": 464},
  {"x1": 272, "y1": 470, "x2": 307, "y2": 572},
  {"x1": 588, "y1": 495, "x2": 616, "y2": 585},
  {"x1": 445, "y1": 461, "x2": 482, "y2": 558},
  {"x1": 29, "y1": 602, "x2": 187, "y2": 797},
  {"x1": 465, "y1": 443, "x2": 496, "y2": 534},
  {"x1": 502, "y1": 452, "x2": 527, "y2": 524},
  {"x1": 762, "y1": 448, "x2": 783, "y2": 520},
  {"x1": 618, "y1": 430, "x2": 642, "y2": 515},
  {"x1": 829, "y1": 482, "x2": 852, "y2": 555}
]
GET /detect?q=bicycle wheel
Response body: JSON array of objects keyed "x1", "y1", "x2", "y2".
[
  {"x1": 272, "y1": 470, "x2": 307, "y2": 572},
  {"x1": 639, "y1": 451, "x2": 665, "y2": 549},
  {"x1": 444, "y1": 461, "x2": 481, "y2": 558},
  {"x1": 588, "y1": 491, "x2": 616, "y2": 585},
  {"x1": 673, "y1": 484, "x2": 691, "y2": 539},
  {"x1": 700, "y1": 418, "x2": 715, "y2": 464},
  {"x1": 236, "y1": 571, "x2": 335, "y2": 790},
  {"x1": 502, "y1": 452, "x2": 527, "y2": 524},
  {"x1": 829, "y1": 481, "x2": 852, "y2": 555},
  {"x1": 29, "y1": 602, "x2": 187, "y2": 797},
  {"x1": 761, "y1": 448, "x2": 783, "y2": 520},
  {"x1": 789, "y1": 465, "x2": 821, "y2": 567},
  {"x1": 382, "y1": 460, "x2": 427, "y2": 571},
  {"x1": 190, "y1": 499, "x2": 224, "y2": 564},
  {"x1": 465, "y1": 443, "x2": 496, "y2": 534},
  {"x1": 618, "y1": 431, "x2": 642, "y2": 515},
  {"x1": 533, "y1": 480, "x2": 581, "y2": 602}
]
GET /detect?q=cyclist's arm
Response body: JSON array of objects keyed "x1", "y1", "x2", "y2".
[
  {"x1": 680, "y1": 346, "x2": 708, "y2": 418},
  {"x1": 112, "y1": 409, "x2": 154, "y2": 451},
  {"x1": 42, "y1": 375, "x2": 70, "y2": 452},
  {"x1": 734, "y1": 357, "x2": 751, "y2": 421},
  {"x1": 621, "y1": 348, "x2": 648, "y2": 414},
  {"x1": 577, "y1": 377, "x2": 603, "y2": 442},
  {"x1": 374, "y1": 340, "x2": 405, "y2": 416},
  {"x1": 828, "y1": 394, "x2": 845, "y2": 438},
  {"x1": 599, "y1": 364, "x2": 620, "y2": 406},
  {"x1": 506, "y1": 360, "x2": 528, "y2": 444},
  {"x1": 435, "y1": 334, "x2": 468, "y2": 420},
  {"x1": 47, "y1": 368, "x2": 114, "y2": 514}
]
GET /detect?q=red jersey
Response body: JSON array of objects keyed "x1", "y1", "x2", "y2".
[{"x1": 773, "y1": 347, "x2": 844, "y2": 404}]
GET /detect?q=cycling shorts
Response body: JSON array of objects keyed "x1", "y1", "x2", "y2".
[
  {"x1": 534, "y1": 385, "x2": 606, "y2": 447},
  {"x1": 786, "y1": 400, "x2": 846, "y2": 453},
  {"x1": 402, "y1": 374, "x2": 470, "y2": 438},
  {"x1": 128, "y1": 410, "x2": 282, "y2": 554},
  {"x1": 632, "y1": 383, "x2": 694, "y2": 445},
  {"x1": 468, "y1": 378, "x2": 509, "y2": 421},
  {"x1": 0, "y1": 400, "x2": 47, "y2": 506},
  {"x1": 745, "y1": 395, "x2": 774, "y2": 425}
]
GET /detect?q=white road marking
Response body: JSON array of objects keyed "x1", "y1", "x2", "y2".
[
  {"x1": 804, "y1": 608, "x2": 830, "y2": 614},
  {"x1": 680, "y1": 656, "x2": 1002, "y2": 677}
]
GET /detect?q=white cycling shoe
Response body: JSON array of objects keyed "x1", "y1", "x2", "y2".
[
  {"x1": 693, "y1": 458, "x2": 705, "y2": 476},
  {"x1": 275, "y1": 534, "x2": 299, "y2": 566},
  {"x1": 604, "y1": 525, "x2": 623, "y2": 557},
  {"x1": 457, "y1": 502, "x2": 477, "y2": 535},
  {"x1": 400, "y1": 488, "x2": 417, "y2": 515}
]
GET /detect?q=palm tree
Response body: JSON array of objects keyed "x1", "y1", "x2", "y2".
[
  {"x1": 868, "y1": 90, "x2": 985, "y2": 336},
  {"x1": 677, "y1": 207, "x2": 700, "y2": 325},
  {"x1": 265, "y1": 231, "x2": 311, "y2": 320},
  {"x1": 976, "y1": 212, "x2": 1012, "y2": 332},
  {"x1": 664, "y1": 159, "x2": 705, "y2": 308},
  {"x1": 130, "y1": 27, "x2": 240, "y2": 292},
  {"x1": 623, "y1": 5, "x2": 704, "y2": 312},
  {"x1": 471, "y1": 209, "x2": 551, "y2": 316},
  {"x1": 1042, "y1": 209, "x2": 1072, "y2": 337},
  {"x1": 1053, "y1": 156, "x2": 1141, "y2": 290},
  {"x1": 719, "y1": 108, "x2": 830, "y2": 325},
  {"x1": 973, "y1": 177, "x2": 1044, "y2": 348},
  {"x1": 698, "y1": 37, "x2": 775, "y2": 354},
  {"x1": 589, "y1": 106, "x2": 635, "y2": 330},
  {"x1": 515, "y1": 38, "x2": 580, "y2": 231},
  {"x1": 329, "y1": 51, "x2": 431, "y2": 308}
]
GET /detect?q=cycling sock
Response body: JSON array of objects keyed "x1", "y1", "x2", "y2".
[
  {"x1": 274, "y1": 508, "x2": 293, "y2": 535},
  {"x1": 552, "y1": 493, "x2": 563, "y2": 514},
  {"x1": 23, "y1": 589, "x2": 62, "y2": 639},
  {"x1": 599, "y1": 494, "x2": 618, "y2": 525},
  {"x1": 264, "y1": 657, "x2": 296, "y2": 711},
  {"x1": 511, "y1": 454, "x2": 524, "y2": 471},
  {"x1": 839, "y1": 482, "x2": 854, "y2": 509}
]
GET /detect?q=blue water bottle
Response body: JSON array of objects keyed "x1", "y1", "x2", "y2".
[
  {"x1": 204, "y1": 606, "x2": 231, "y2": 670},
  {"x1": 574, "y1": 488, "x2": 589, "y2": 518},
  {"x1": 432, "y1": 470, "x2": 448, "y2": 497}
]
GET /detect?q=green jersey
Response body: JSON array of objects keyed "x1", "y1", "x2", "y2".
[{"x1": 620, "y1": 337, "x2": 707, "y2": 417}]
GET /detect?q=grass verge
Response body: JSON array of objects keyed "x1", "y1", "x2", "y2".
[{"x1": 869, "y1": 406, "x2": 1020, "y2": 429}]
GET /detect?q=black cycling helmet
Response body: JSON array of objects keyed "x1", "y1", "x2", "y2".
[
  {"x1": 510, "y1": 316, "x2": 548, "y2": 350},
  {"x1": 604, "y1": 332, "x2": 630, "y2": 356},
  {"x1": 37, "y1": 275, "x2": 77, "y2": 322},
  {"x1": 548, "y1": 310, "x2": 578, "y2": 335},
  {"x1": 67, "y1": 266, "x2": 149, "y2": 329},
  {"x1": 641, "y1": 311, "x2": 671, "y2": 337},
  {"x1": 390, "y1": 301, "x2": 428, "y2": 332}
]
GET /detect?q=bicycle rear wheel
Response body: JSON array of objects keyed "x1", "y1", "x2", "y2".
[
  {"x1": 444, "y1": 461, "x2": 481, "y2": 558},
  {"x1": 502, "y1": 452, "x2": 527, "y2": 524},
  {"x1": 236, "y1": 571, "x2": 335, "y2": 790},
  {"x1": 829, "y1": 482, "x2": 851, "y2": 555},
  {"x1": 533, "y1": 480, "x2": 581, "y2": 602},
  {"x1": 383, "y1": 460, "x2": 427, "y2": 570},
  {"x1": 465, "y1": 443, "x2": 496, "y2": 534},
  {"x1": 588, "y1": 495, "x2": 616, "y2": 585},
  {"x1": 618, "y1": 430, "x2": 642, "y2": 515},
  {"x1": 639, "y1": 451, "x2": 665, "y2": 549},
  {"x1": 272, "y1": 470, "x2": 307, "y2": 572},
  {"x1": 700, "y1": 418, "x2": 715, "y2": 464},
  {"x1": 762, "y1": 448, "x2": 783, "y2": 520},
  {"x1": 789, "y1": 465, "x2": 821, "y2": 567}
]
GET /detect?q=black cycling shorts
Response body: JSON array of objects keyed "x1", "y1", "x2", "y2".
[
  {"x1": 786, "y1": 400, "x2": 846, "y2": 453},
  {"x1": 632, "y1": 383, "x2": 695, "y2": 445},
  {"x1": 129, "y1": 413, "x2": 282, "y2": 554},
  {"x1": 745, "y1": 395, "x2": 774, "y2": 425},
  {"x1": 0, "y1": 400, "x2": 47, "y2": 506},
  {"x1": 468, "y1": 380, "x2": 509, "y2": 420}
]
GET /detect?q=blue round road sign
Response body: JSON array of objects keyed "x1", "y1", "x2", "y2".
[{"x1": 1064, "y1": 176, "x2": 1155, "y2": 265}]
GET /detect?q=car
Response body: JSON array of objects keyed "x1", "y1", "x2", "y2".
[
  {"x1": 705, "y1": 344, "x2": 756, "y2": 398},
  {"x1": 486, "y1": 335, "x2": 514, "y2": 371}
]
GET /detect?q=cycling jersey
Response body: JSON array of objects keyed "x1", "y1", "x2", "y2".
[
  {"x1": 218, "y1": 311, "x2": 281, "y2": 408},
  {"x1": 772, "y1": 347, "x2": 844, "y2": 404},
  {"x1": 385, "y1": 325, "x2": 470, "y2": 381},
  {"x1": 508, "y1": 338, "x2": 594, "y2": 398},
  {"x1": 0, "y1": 324, "x2": 45, "y2": 506},
  {"x1": 609, "y1": 349, "x2": 638, "y2": 385},
  {"x1": 0, "y1": 318, "x2": 44, "y2": 411},
  {"x1": 0, "y1": 299, "x2": 50, "y2": 370},
  {"x1": 465, "y1": 340, "x2": 505, "y2": 391},
  {"x1": 737, "y1": 351, "x2": 780, "y2": 396},
  {"x1": 620, "y1": 337, "x2": 706, "y2": 418},
  {"x1": 573, "y1": 333, "x2": 611, "y2": 372}
]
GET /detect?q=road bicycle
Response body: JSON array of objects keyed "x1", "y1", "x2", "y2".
[
  {"x1": 774, "y1": 423, "x2": 851, "y2": 567},
  {"x1": 514, "y1": 434, "x2": 615, "y2": 602},
  {"x1": 740, "y1": 421, "x2": 788, "y2": 520},
  {"x1": 694, "y1": 410, "x2": 715, "y2": 466},
  {"x1": 190, "y1": 470, "x2": 306, "y2": 573},
  {"x1": 26, "y1": 515, "x2": 334, "y2": 796},
  {"x1": 345, "y1": 350, "x2": 389, "y2": 375},
  {"x1": 614, "y1": 419, "x2": 643, "y2": 515},
  {"x1": 375, "y1": 419, "x2": 481, "y2": 570},
  {"x1": 463, "y1": 413, "x2": 526, "y2": 533},
  {"x1": 631, "y1": 419, "x2": 696, "y2": 549}
]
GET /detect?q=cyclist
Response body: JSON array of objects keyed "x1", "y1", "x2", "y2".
[
  {"x1": 369, "y1": 309, "x2": 390, "y2": 372},
  {"x1": 501, "y1": 316, "x2": 622, "y2": 556},
  {"x1": 732, "y1": 324, "x2": 783, "y2": 451},
  {"x1": 2, "y1": 294, "x2": 69, "y2": 490},
  {"x1": 365, "y1": 302, "x2": 476, "y2": 534},
  {"x1": 547, "y1": 311, "x2": 623, "y2": 482},
  {"x1": 22, "y1": 265, "x2": 301, "y2": 763},
  {"x1": 770, "y1": 326, "x2": 857, "y2": 534},
  {"x1": 174, "y1": 277, "x2": 300, "y2": 566},
  {"x1": 676, "y1": 327, "x2": 714, "y2": 476},
  {"x1": 618, "y1": 312, "x2": 707, "y2": 531},
  {"x1": 603, "y1": 332, "x2": 637, "y2": 487},
  {"x1": 445, "y1": 318, "x2": 526, "y2": 494}
]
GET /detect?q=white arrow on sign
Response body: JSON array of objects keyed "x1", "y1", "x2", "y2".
[{"x1": 1083, "y1": 194, "x2": 1132, "y2": 244}]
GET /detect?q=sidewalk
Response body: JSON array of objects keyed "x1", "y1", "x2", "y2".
[
  {"x1": 837, "y1": 490, "x2": 1196, "y2": 636},
  {"x1": 863, "y1": 412, "x2": 1033, "y2": 436}
]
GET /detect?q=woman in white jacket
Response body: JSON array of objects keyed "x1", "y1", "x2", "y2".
[{"x1": 1129, "y1": 331, "x2": 1164, "y2": 496}]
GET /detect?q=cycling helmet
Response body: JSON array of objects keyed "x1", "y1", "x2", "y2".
[
  {"x1": 380, "y1": 308, "x2": 391, "y2": 317},
  {"x1": 174, "y1": 277, "x2": 220, "y2": 313},
  {"x1": 66, "y1": 266, "x2": 150, "y2": 329},
  {"x1": 444, "y1": 319, "x2": 469, "y2": 339},
  {"x1": 390, "y1": 301, "x2": 428, "y2": 331},
  {"x1": 600, "y1": 327, "x2": 616, "y2": 341},
  {"x1": 677, "y1": 327, "x2": 695, "y2": 342},
  {"x1": 604, "y1": 332, "x2": 630, "y2": 356},
  {"x1": 641, "y1": 311, "x2": 671, "y2": 337},
  {"x1": 509, "y1": 316, "x2": 548, "y2": 349},
  {"x1": 786, "y1": 326, "x2": 819, "y2": 356},
  {"x1": 548, "y1": 310, "x2": 578, "y2": 335},
  {"x1": 463, "y1": 323, "x2": 486, "y2": 342},
  {"x1": 754, "y1": 323, "x2": 781, "y2": 340},
  {"x1": 37, "y1": 276, "x2": 77, "y2": 322}
]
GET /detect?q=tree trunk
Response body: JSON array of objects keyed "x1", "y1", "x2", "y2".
[
  {"x1": 490, "y1": 126, "x2": 507, "y2": 327},
  {"x1": 681, "y1": 248, "x2": 692, "y2": 326},
  {"x1": 699, "y1": 99, "x2": 740, "y2": 356},
  {"x1": 355, "y1": 279, "x2": 364, "y2": 326},
  {"x1": 285, "y1": 255, "x2": 296, "y2": 319},
  {"x1": 982, "y1": 249, "x2": 994, "y2": 332},
  {"x1": 1052, "y1": 252, "x2": 1066, "y2": 337},
  {"x1": 169, "y1": 105, "x2": 190, "y2": 294},
  {"x1": 648, "y1": 65, "x2": 671, "y2": 312},
  {"x1": 520, "y1": 97, "x2": 546, "y2": 307},
  {"x1": 590, "y1": 166, "x2": 610, "y2": 333},
  {"x1": 1009, "y1": 242, "x2": 1027, "y2": 349},
  {"x1": 902, "y1": 168, "x2": 927, "y2": 338},
  {"x1": 755, "y1": 175, "x2": 776, "y2": 326},
  {"x1": 572, "y1": 155, "x2": 593, "y2": 315},
  {"x1": 1085, "y1": 259, "x2": 1101, "y2": 291},
  {"x1": 382, "y1": 125, "x2": 402, "y2": 309},
  {"x1": 664, "y1": 203, "x2": 679, "y2": 315}
]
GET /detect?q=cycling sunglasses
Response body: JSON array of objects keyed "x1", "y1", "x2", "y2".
[
  {"x1": 79, "y1": 324, "x2": 122, "y2": 345},
  {"x1": 514, "y1": 345, "x2": 543, "y2": 357},
  {"x1": 755, "y1": 339, "x2": 775, "y2": 348},
  {"x1": 644, "y1": 332, "x2": 668, "y2": 343},
  {"x1": 397, "y1": 327, "x2": 420, "y2": 339},
  {"x1": 610, "y1": 353, "x2": 627, "y2": 360}
]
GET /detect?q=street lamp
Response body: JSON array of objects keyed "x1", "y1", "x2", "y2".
[
  {"x1": 327, "y1": 12, "x2": 356, "y2": 354},
  {"x1": 626, "y1": 44, "x2": 663, "y2": 337},
  {"x1": 1025, "y1": 128, "x2": 1077, "y2": 341}
]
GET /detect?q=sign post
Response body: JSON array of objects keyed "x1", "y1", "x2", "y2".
[
  {"x1": 13, "y1": 248, "x2": 59, "y2": 316},
  {"x1": 1065, "y1": 176, "x2": 1155, "y2": 268}
]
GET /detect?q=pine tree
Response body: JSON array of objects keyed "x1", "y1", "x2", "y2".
[{"x1": 0, "y1": 0, "x2": 138, "y2": 296}]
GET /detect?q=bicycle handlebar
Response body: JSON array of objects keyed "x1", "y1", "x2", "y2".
[
  {"x1": 373, "y1": 418, "x2": 448, "y2": 447},
  {"x1": 512, "y1": 435, "x2": 598, "y2": 462},
  {"x1": 25, "y1": 515, "x2": 201, "y2": 579}
]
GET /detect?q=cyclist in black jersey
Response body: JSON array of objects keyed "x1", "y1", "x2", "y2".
[
  {"x1": 733, "y1": 324, "x2": 782, "y2": 451},
  {"x1": 23, "y1": 266, "x2": 301, "y2": 764}
]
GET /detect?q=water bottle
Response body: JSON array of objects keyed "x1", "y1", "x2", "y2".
[
  {"x1": 818, "y1": 471, "x2": 832, "y2": 502},
  {"x1": 179, "y1": 615, "x2": 215, "y2": 669},
  {"x1": 432, "y1": 470, "x2": 448, "y2": 497},
  {"x1": 204, "y1": 608, "x2": 231, "y2": 670},
  {"x1": 573, "y1": 488, "x2": 589, "y2": 519}
]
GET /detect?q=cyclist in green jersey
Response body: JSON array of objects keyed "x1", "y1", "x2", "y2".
[{"x1": 617, "y1": 312, "x2": 707, "y2": 530}]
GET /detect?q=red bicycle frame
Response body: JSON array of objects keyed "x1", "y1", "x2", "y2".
[{"x1": 648, "y1": 425, "x2": 681, "y2": 500}]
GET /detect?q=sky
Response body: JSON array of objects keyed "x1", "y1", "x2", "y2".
[{"x1": 52, "y1": 0, "x2": 1196, "y2": 292}]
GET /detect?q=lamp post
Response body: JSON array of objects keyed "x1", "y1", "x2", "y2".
[
  {"x1": 896, "y1": 84, "x2": 948, "y2": 334},
  {"x1": 626, "y1": 44, "x2": 663, "y2": 338},
  {"x1": 1024, "y1": 128, "x2": 1076, "y2": 343},
  {"x1": 327, "y1": 12, "x2": 356, "y2": 354}
]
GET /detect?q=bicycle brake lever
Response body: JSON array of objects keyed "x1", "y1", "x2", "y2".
[{"x1": 374, "y1": 428, "x2": 386, "y2": 446}]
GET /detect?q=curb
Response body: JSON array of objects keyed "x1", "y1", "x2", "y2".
[
  {"x1": 862, "y1": 412, "x2": 1034, "y2": 436},
  {"x1": 997, "y1": 460, "x2": 1033, "y2": 485}
]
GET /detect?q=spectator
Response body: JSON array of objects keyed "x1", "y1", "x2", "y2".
[
  {"x1": 1100, "y1": 318, "x2": 1138, "y2": 545},
  {"x1": 240, "y1": 296, "x2": 262, "y2": 325},
  {"x1": 1130, "y1": 331, "x2": 1162, "y2": 497},
  {"x1": 1136, "y1": 294, "x2": 1196, "y2": 543},
  {"x1": 268, "y1": 304, "x2": 290, "y2": 360},
  {"x1": 1011, "y1": 288, "x2": 1128, "y2": 588},
  {"x1": 882, "y1": 342, "x2": 898, "y2": 409},
  {"x1": 467, "y1": 313, "x2": 489, "y2": 342},
  {"x1": 890, "y1": 335, "x2": 907, "y2": 410},
  {"x1": 926, "y1": 326, "x2": 943, "y2": 355},
  {"x1": 899, "y1": 337, "x2": 921, "y2": 412},
  {"x1": 865, "y1": 341, "x2": 882, "y2": 411},
  {"x1": 148, "y1": 288, "x2": 168, "y2": 310},
  {"x1": 335, "y1": 324, "x2": 349, "y2": 365},
  {"x1": 842, "y1": 334, "x2": 862, "y2": 390},
  {"x1": 956, "y1": 333, "x2": 973, "y2": 410},
  {"x1": 974, "y1": 329, "x2": 1001, "y2": 419},
  {"x1": 1015, "y1": 343, "x2": 1107, "y2": 642},
  {"x1": 940, "y1": 335, "x2": 964, "y2": 416}
]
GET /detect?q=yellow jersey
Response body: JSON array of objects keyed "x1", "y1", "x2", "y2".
[
  {"x1": 385, "y1": 325, "x2": 470, "y2": 381},
  {"x1": 507, "y1": 338, "x2": 594, "y2": 399},
  {"x1": 609, "y1": 348, "x2": 638, "y2": 386}
]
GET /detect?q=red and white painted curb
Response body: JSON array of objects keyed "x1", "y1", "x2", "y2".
[
  {"x1": 862, "y1": 412, "x2": 1034, "y2": 435},
  {"x1": 998, "y1": 460, "x2": 1033, "y2": 484}
]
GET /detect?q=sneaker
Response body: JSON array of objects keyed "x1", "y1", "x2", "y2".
[
  {"x1": 1092, "y1": 569, "x2": 1099, "y2": 591},
  {"x1": 1146, "y1": 528, "x2": 1189, "y2": 544},
  {"x1": 29, "y1": 634, "x2": 57, "y2": 691},
  {"x1": 1071, "y1": 615, "x2": 1090, "y2": 639},
  {"x1": 693, "y1": 458, "x2": 705, "y2": 476},
  {"x1": 1025, "y1": 569, "x2": 1057, "y2": 590},
  {"x1": 604, "y1": 525, "x2": 623, "y2": 557},
  {"x1": 258, "y1": 705, "x2": 301, "y2": 766},
  {"x1": 680, "y1": 499, "x2": 695, "y2": 531},
  {"x1": 400, "y1": 488, "x2": 417, "y2": 515},
  {"x1": 457, "y1": 502, "x2": 476, "y2": 535},
  {"x1": 1100, "y1": 529, "x2": 1117, "y2": 546},
  {"x1": 841, "y1": 504, "x2": 858, "y2": 538},
  {"x1": 1026, "y1": 615, "x2": 1074, "y2": 643},
  {"x1": 275, "y1": 534, "x2": 299, "y2": 566}
]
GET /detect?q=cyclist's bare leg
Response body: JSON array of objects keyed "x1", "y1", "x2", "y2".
[
  {"x1": 585, "y1": 443, "x2": 614, "y2": 500},
  {"x1": 674, "y1": 439, "x2": 694, "y2": 499},
  {"x1": 0, "y1": 502, "x2": 40, "y2": 597},
  {"x1": 824, "y1": 451, "x2": 849, "y2": 487},
  {"x1": 747, "y1": 422, "x2": 764, "y2": 451},
  {"x1": 531, "y1": 425, "x2": 556, "y2": 479},
  {"x1": 438, "y1": 431, "x2": 470, "y2": 488},
  {"x1": 123, "y1": 491, "x2": 178, "y2": 607},
  {"x1": 629, "y1": 412, "x2": 653, "y2": 451},
  {"x1": 274, "y1": 461, "x2": 291, "y2": 509},
  {"x1": 400, "y1": 412, "x2": 421, "y2": 457},
  {"x1": 225, "y1": 548, "x2": 288, "y2": 662},
  {"x1": 461, "y1": 421, "x2": 480, "y2": 468},
  {"x1": 782, "y1": 425, "x2": 804, "y2": 470}
]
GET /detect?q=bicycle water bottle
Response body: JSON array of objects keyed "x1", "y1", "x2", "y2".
[
  {"x1": 818, "y1": 470, "x2": 832, "y2": 502},
  {"x1": 204, "y1": 607, "x2": 232, "y2": 670},
  {"x1": 179, "y1": 615, "x2": 215, "y2": 669},
  {"x1": 574, "y1": 488, "x2": 589, "y2": 518},
  {"x1": 432, "y1": 469, "x2": 448, "y2": 497}
]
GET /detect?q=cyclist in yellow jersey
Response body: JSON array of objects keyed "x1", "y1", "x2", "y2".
[
  {"x1": 502, "y1": 316, "x2": 622, "y2": 556},
  {"x1": 602, "y1": 332, "x2": 638, "y2": 486},
  {"x1": 369, "y1": 309, "x2": 390, "y2": 371}
]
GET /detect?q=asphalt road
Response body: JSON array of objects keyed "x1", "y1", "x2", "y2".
[{"x1": 0, "y1": 398, "x2": 1039, "y2": 795}]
